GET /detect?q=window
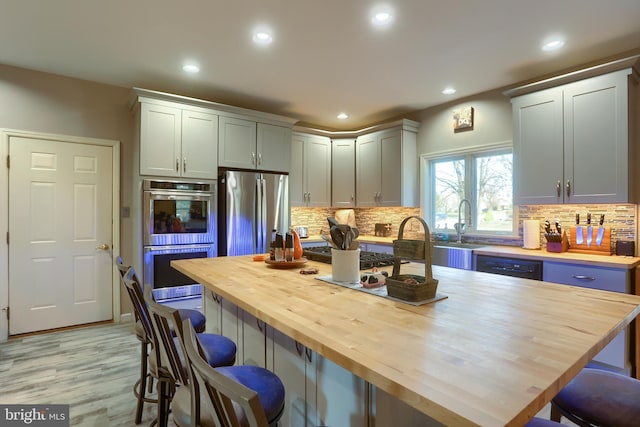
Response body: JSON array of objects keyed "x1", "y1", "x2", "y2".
[{"x1": 429, "y1": 148, "x2": 513, "y2": 234}]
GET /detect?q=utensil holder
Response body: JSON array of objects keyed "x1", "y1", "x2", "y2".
[
  {"x1": 331, "y1": 248, "x2": 360, "y2": 283},
  {"x1": 386, "y1": 216, "x2": 439, "y2": 302}
]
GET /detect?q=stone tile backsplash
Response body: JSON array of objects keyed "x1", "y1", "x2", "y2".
[{"x1": 292, "y1": 204, "x2": 637, "y2": 251}]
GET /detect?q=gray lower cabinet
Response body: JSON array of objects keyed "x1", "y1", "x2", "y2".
[
  {"x1": 543, "y1": 261, "x2": 630, "y2": 371},
  {"x1": 203, "y1": 289, "x2": 222, "y2": 334}
]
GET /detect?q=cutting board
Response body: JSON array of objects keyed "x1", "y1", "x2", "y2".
[{"x1": 568, "y1": 226, "x2": 612, "y2": 255}]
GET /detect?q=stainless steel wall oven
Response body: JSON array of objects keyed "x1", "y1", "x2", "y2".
[{"x1": 143, "y1": 179, "x2": 217, "y2": 301}]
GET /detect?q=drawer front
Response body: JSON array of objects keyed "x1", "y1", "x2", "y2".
[{"x1": 543, "y1": 262, "x2": 629, "y2": 293}]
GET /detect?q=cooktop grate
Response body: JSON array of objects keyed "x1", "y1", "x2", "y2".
[{"x1": 302, "y1": 246, "x2": 398, "y2": 270}]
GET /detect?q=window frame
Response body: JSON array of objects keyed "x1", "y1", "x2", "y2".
[{"x1": 420, "y1": 141, "x2": 515, "y2": 237}]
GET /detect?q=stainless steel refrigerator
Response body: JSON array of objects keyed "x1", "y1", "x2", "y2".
[{"x1": 218, "y1": 169, "x2": 290, "y2": 256}]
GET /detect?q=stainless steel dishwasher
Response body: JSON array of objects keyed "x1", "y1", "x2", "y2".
[{"x1": 475, "y1": 254, "x2": 543, "y2": 280}]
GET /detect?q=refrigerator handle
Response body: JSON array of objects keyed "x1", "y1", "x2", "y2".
[{"x1": 256, "y1": 178, "x2": 267, "y2": 253}]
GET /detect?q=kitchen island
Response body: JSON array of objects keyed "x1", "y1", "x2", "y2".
[{"x1": 172, "y1": 256, "x2": 640, "y2": 426}]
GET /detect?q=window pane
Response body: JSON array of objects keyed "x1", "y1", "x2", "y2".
[
  {"x1": 433, "y1": 159, "x2": 465, "y2": 230},
  {"x1": 475, "y1": 153, "x2": 512, "y2": 231}
]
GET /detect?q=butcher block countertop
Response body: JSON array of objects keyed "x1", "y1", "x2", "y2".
[{"x1": 172, "y1": 256, "x2": 640, "y2": 427}]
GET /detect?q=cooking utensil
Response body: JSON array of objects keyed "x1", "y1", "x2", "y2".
[
  {"x1": 327, "y1": 217, "x2": 340, "y2": 229},
  {"x1": 342, "y1": 225, "x2": 352, "y2": 251},
  {"x1": 321, "y1": 233, "x2": 337, "y2": 248},
  {"x1": 575, "y1": 213, "x2": 583, "y2": 244},
  {"x1": 586, "y1": 213, "x2": 592, "y2": 247},
  {"x1": 596, "y1": 214, "x2": 605, "y2": 246},
  {"x1": 330, "y1": 225, "x2": 344, "y2": 250},
  {"x1": 351, "y1": 226, "x2": 360, "y2": 240}
]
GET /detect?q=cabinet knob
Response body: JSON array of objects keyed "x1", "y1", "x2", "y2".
[
  {"x1": 183, "y1": 157, "x2": 187, "y2": 173},
  {"x1": 565, "y1": 180, "x2": 571, "y2": 197},
  {"x1": 176, "y1": 157, "x2": 180, "y2": 173},
  {"x1": 556, "y1": 180, "x2": 561, "y2": 197},
  {"x1": 251, "y1": 152, "x2": 256, "y2": 164}
]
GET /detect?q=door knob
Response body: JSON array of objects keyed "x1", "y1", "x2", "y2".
[{"x1": 96, "y1": 244, "x2": 110, "y2": 251}]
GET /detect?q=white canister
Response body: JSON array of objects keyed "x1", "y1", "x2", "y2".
[
  {"x1": 523, "y1": 219, "x2": 541, "y2": 249},
  {"x1": 331, "y1": 248, "x2": 361, "y2": 283}
]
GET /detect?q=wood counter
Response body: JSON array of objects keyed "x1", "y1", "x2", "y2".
[{"x1": 172, "y1": 256, "x2": 640, "y2": 426}]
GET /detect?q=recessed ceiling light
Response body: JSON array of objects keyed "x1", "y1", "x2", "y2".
[
  {"x1": 253, "y1": 31, "x2": 273, "y2": 45},
  {"x1": 337, "y1": 113, "x2": 349, "y2": 120},
  {"x1": 442, "y1": 87, "x2": 456, "y2": 95},
  {"x1": 542, "y1": 38, "x2": 565, "y2": 52},
  {"x1": 370, "y1": 6, "x2": 394, "y2": 27},
  {"x1": 182, "y1": 64, "x2": 200, "y2": 74}
]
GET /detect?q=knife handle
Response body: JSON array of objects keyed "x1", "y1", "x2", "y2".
[{"x1": 575, "y1": 213, "x2": 579, "y2": 225}]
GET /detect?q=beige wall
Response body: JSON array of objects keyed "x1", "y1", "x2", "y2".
[
  {"x1": 0, "y1": 64, "x2": 135, "y2": 313},
  {"x1": 413, "y1": 88, "x2": 513, "y2": 156}
]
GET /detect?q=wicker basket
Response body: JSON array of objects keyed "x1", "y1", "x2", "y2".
[{"x1": 386, "y1": 216, "x2": 438, "y2": 302}]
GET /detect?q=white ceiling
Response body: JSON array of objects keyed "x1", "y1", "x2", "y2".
[{"x1": 1, "y1": 0, "x2": 640, "y2": 130}]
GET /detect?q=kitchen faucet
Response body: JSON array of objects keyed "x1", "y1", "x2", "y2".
[{"x1": 456, "y1": 199, "x2": 472, "y2": 243}]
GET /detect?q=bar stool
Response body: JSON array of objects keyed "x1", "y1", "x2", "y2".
[
  {"x1": 115, "y1": 257, "x2": 207, "y2": 424},
  {"x1": 175, "y1": 318, "x2": 285, "y2": 427},
  {"x1": 142, "y1": 282, "x2": 237, "y2": 427},
  {"x1": 551, "y1": 367, "x2": 640, "y2": 427}
]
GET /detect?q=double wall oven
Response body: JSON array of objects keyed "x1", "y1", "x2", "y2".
[{"x1": 143, "y1": 179, "x2": 216, "y2": 301}]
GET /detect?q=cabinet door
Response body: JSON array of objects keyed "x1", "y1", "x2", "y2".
[
  {"x1": 355, "y1": 133, "x2": 380, "y2": 207},
  {"x1": 512, "y1": 87, "x2": 564, "y2": 204},
  {"x1": 290, "y1": 134, "x2": 306, "y2": 206},
  {"x1": 218, "y1": 116, "x2": 257, "y2": 169},
  {"x1": 202, "y1": 289, "x2": 222, "y2": 335},
  {"x1": 270, "y1": 328, "x2": 317, "y2": 427},
  {"x1": 140, "y1": 103, "x2": 181, "y2": 177},
  {"x1": 305, "y1": 136, "x2": 331, "y2": 207},
  {"x1": 332, "y1": 138, "x2": 356, "y2": 207},
  {"x1": 315, "y1": 354, "x2": 367, "y2": 427},
  {"x1": 379, "y1": 129, "x2": 402, "y2": 206},
  {"x1": 258, "y1": 123, "x2": 291, "y2": 173},
  {"x1": 241, "y1": 309, "x2": 266, "y2": 367},
  {"x1": 181, "y1": 109, "x2": 218, "y2": 179},
  {"x1": 563, "y1": 71, "x2": 629, "y2": 203},
  {"x1": 543, "y1": 262, "x2": 630, "y2": 370},
  {"x1": 220, "y1": 298, "x2": 240, "y2": 346}
]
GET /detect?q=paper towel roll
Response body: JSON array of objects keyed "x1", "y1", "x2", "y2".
[{"x1": 523, "y1": 220, "x2": 540, "y2": 249}]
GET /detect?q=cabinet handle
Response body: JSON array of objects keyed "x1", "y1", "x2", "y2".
[
  {"x1": 256, "y1": 318, "x2": 264, "y2": 332},
  {"x1": 572, "y1": 275, "x2": 595, "y2": 281},
  {"x1": 257, "y1": 153, "x2": 262, "y2": 165},
  {"x1": 295, "y1": 341, "x2": 304, "y2": 356},
  {"x1": 351, "y1": 194, "x2": 354, "y2": 201},
  {"x1": 305, "y1": 347, "x2": 313, "y2": 362},
  {"x1": 565, "y1": 180, "x2": 571, "y2": 197},
  {"x1": 210, "y1": 291, "x2": 221, "y2": 304},
  {"x1": 176, "y1": 157, "x2": 180, "y2": 173},
  {"x1": 251, "y1": 152, "x2": 256, "y2": 164},
  {"x1": 556, "y1": 180, "x2": 561, "y2": 197},
  {"x1": 183, "y1": 157, "x2": 187, "y2": 173}
]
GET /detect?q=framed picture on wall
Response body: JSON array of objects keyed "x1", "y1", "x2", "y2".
[{"x1": 453, "y1": 106, "x2": 474, "y2": 131}]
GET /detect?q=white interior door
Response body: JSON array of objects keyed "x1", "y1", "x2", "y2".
[{"x1": 8, "y1": 136, "x2": 113, "y2": 335}]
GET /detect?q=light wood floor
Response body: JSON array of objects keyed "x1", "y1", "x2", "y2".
[
  {"x1": 0, "y1": 321, "x2": 575, "y2": 427},
  {"x1": 0, "y1": 322, "x2": 168, "y2": 426}
]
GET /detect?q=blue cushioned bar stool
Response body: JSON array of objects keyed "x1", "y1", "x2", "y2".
[
  {"x1": 176, "y1": 318, "x2": 285, "y2": 427},
  {"x1": 115, "y1": 257, "x2": 207, "y2": 424},
  {"x1": 142, "y1": 282, "x2": 237, "y2": 427},
  {"x1": 551, "y1": 367, "x2": 640, "y2": 427}
]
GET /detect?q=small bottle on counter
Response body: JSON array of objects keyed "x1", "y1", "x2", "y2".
[
  {"x1": 270, "y1": 229, "x2": 277, "y2": 260},
  {"x1": 275, "y1": 233, "x2": 285, "y2": 262},
  {"x1": 285, "y1": 232, "x2": 294, "y2": 262}
]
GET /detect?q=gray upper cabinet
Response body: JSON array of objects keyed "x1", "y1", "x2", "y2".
[
  {"x1": 290, "y1": 133, "x2": 331, "y2": 207},
  {"x1": 138, "y1": 102, "x2": 218, "y2": 179},
  {"x1": 512, "y1": 67, "x2": 639, "y2": 204},
  {"x1": 355, "y1": 121, "x2": 418, "y2": 207},
  {"x1": 218, "y1": 117, "x2": 292, "y2": 172},
  {"x1": 331, "y1": 138, "x2": 356, "y2": 208}
]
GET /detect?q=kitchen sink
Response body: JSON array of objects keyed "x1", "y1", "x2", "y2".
[{"x1": 432, "y1": 242, "x2": 485, "y2": 270}]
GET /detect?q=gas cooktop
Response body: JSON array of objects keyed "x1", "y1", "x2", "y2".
[{"x1": 302, "y1": 246, "x2": 397, "y2": 270}]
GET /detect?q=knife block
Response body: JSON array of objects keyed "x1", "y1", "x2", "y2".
[
  {"x1": 568, "y1": 226, "x2": 612, "y2": 255},
  {"x1": 546, "y1": 231, "x2": 569, "y2": 253}
]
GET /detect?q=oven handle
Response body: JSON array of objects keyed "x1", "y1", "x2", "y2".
[
  {"x1": 146, "y1": 191, "x2": 212, "y2": 201},
  {"x1": 256, "y1": 178, "x2": 267, "y2": 253},
  {"x1": 145, "y1": 244, "x2": 214, "y2": 252}
]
